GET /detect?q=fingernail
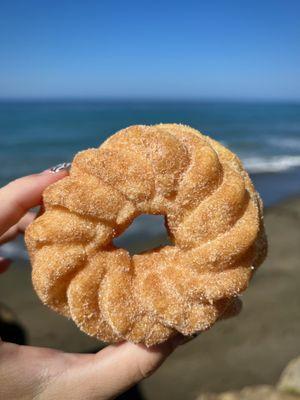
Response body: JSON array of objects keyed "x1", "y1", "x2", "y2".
[{"x1": 42, "y1": 162, "x2": 71, "y2": 174}]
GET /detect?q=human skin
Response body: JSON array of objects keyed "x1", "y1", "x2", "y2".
[{"x1": 0, "y1": 170, "x2": 182, "y2": 400}]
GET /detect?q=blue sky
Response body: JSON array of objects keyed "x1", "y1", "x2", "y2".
[{"x1": 0, "y1": 0, "x2": 299, "y2": 100}]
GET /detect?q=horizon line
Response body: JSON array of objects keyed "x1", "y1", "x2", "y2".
[{"x1": 0, "y1": 96, "x2": 300, "y2": 104}]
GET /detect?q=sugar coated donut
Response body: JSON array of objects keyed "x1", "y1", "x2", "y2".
[{"x1": 25, "y1": 124, "x2": 267, "y2": 346}]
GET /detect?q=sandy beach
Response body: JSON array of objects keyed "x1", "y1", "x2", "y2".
[{"x1": 0, "y1": 195, "x2": 299, "y2": 400}]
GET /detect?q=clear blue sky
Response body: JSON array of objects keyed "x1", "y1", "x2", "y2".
[{"x1": 0, "y1": 0, "x2": 299, "y2": 100}]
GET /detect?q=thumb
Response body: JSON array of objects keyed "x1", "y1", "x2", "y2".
[
  {"x1": 47, "y1": 340, "x2": 180, "y2": 400},
  {"x1": 92, "y1": 341, "x2": 176, "y2": 396}
]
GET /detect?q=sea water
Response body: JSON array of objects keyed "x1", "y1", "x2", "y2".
[{"x1": 1, "y1": 100, "x2": 299, "y2": 259}]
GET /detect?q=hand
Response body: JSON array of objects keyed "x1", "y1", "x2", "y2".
[{"x1": 0, "y1": 170, "x2": 182, "y2": 400}]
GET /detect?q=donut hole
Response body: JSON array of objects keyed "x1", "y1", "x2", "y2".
[{"x1": 113, "y1": 214, "x2": 172, "y2": 255}]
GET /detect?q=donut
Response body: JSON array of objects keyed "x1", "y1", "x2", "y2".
[{"x1": 25, "y1": 124, "x2": 267, "y2": 346}]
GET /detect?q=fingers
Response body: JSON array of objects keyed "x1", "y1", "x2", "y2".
[
  {"x1": 0, "y1": 170, "x2": 67, "y2": 236},
  {"x1": 0, "y1": 337, "x2": 181, "y2": 399},
  {"x1": 15, "y1": 211, "x2": 36, "y2": 232},
  {"x1": 0, "y1": 211, "x2": 37, "y2": 275},
  {"x1": 94, "y1": 341, "x2": 175, "y2": 394},
  {"x1": 54, "y1": 340, "x2": 178, "y2": 399},
  {"x1": 0, "y1": 212, "x2": 36, "y2": 244}
]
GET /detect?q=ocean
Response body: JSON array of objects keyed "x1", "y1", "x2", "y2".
[{"x1": 1, "y1": 100, "x2": 300, "y2": 259}]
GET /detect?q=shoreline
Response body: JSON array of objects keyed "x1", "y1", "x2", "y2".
[
  {"x1": 250, "y1": 166, "x2": 300, "y2": 208},
  {"x1": 265, "y1": 190, "x2": 300, "y2": 212}
]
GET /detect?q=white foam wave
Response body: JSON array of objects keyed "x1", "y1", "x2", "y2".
[
  {"x1": 267, "y1": 137, "x2": 300, "y2": 151},
  {"x1": 243, "y1": 155, "x2": 300, "y2": 173}
]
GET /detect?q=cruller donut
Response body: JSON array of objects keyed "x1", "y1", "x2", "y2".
[{"x1": 25, "y1": 124, "x2": 267, "y2": 346}]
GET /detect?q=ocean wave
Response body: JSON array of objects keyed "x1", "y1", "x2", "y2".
[
  {"x1": 267, "y1": 137, "x2": 300, "y2": 150},
  {"x1": 243, "y1": 155, "x2": 300, "y2": 173}
]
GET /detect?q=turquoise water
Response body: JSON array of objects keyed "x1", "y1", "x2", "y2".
[
  {"x1": 1, "y1": 100, "x2": 300, "y2": 259},
  {"x1": 1, "y1": 100, "x2": 300, "y2": 200}
]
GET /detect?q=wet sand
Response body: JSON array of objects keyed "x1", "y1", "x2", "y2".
[{"x1": 0, "y1": 196, "x2": 300, "y2": 399}]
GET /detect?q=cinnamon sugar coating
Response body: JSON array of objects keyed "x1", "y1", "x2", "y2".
[{"x1": 25, "y1": 124, "x2": 267, "y2": 346}]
